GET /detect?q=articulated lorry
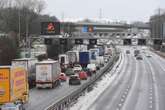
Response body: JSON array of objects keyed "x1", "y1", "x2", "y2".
[
  {"x1": 79, "y1": 51, "x2": 90, "y2": 67},
  {"x1": 67, "y1": 51, "x2": 79, "y2": 67},
  {"x1": 12, "y1": 58, "x2": 37, "y2": 88},
  {"x1": 36, "y1": 60, "x2": 61, "y2": 89},
  {"x1": 0, "y1": 66, "x2": 29, "y2": 110}
]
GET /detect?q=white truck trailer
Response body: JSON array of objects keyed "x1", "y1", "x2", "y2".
[
  {"x1": 36, "y1": 60, "x2": 61, "y2": 89},
  {"x1": 67, "y1": 51, "x2": 79, "y2": 67}
]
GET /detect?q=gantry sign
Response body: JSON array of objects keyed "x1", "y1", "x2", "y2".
[
  {"x1": 41, "y1": 22, "x2": 97, "y2": 45},
  {"x1": 41, "y1": 22, "x2": 60, "y2": 35}
]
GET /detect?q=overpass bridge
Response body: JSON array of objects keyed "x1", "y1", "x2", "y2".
[{"x1": 73, "y1": 22, "x2": 150, "y2": 30}]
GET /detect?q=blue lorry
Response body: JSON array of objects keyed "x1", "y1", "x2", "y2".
[{"x1": 79, "y1": 51, "x2": 90, "y2": 67}]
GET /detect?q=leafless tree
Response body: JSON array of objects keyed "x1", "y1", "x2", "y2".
[{"x1": 14, "y1": 0, "x2": 45, "y2": 14}]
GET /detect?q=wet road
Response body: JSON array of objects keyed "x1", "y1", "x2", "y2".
[
  {"x1": 25, "y1": 55, "x2": 114, "y2": 110},
  {"x1": 71, "y1": 46, "x2": 165, "y2": 110}
]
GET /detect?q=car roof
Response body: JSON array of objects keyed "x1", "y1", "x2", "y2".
[{"x1": 70, "y1": 75, "x2": 78, "y2": 77}]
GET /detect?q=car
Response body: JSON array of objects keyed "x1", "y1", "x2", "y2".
[
  {"x1": 59, "y1": 73, "x2": 67, "y2": 81},
  {"x1": 79, "y1": 71, "x2": 88, "y2": 80},
  {"x1": 73, "y1": 64, "x2": 82, "y2": 72},
  {"x1": 104, "y1": 55, "x2": 110, "y2": 63},
  {"x1": 126, "y1": 50, "x2": 130, "y2": 54},
  {"x1": 83, "y1": 68, "x2": 92, "y2": 77},
  {"x1": 142, "y1": 46, "x2": 147, "y2": 50},
  {"x1": 65, "y1": 68, "x2": 75, "y2": 76},
  {"x1": 134, "y1": 50, "x2": 140, "y2": 57},
  {"x1": 136, "y1": 55, "x2": 143, "y2": 60},
  {"x1": 87, "y1": 64, "x2": 96, "y2": 73},
  {"x1": 1, "y1": 102, "x2": 24, "y2": 110},
  {"x1": 146, "y1": 53, "x2": 152, "y2": 58},
  {"x1": 69, "y1": 75, "x2": 81, "y2": 85}
]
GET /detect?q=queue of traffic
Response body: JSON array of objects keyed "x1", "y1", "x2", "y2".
[
  {"x1": 0, "y1": 44, "x2": 113, "y2": 110},
  {"x1": 126, "y1": 47, "x2": 152, "y2": 60}
]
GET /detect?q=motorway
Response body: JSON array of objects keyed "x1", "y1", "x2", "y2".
[
  {"x1": 24, "y1": 54, "x2": 115, "y2": 110},
  {"x1": 70, "y1": 46, "x2": 165, "y2": 110},
  {"x1": 25, "y1": 74, "x2": 92, "y2": 110}
]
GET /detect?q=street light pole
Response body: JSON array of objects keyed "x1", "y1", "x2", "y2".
[
  {"x1": 18, "y1": 9, "x2": 21, "y2": 42},
  {"x1": 26, "y1": 12, "x2": 31, "y2": 58}
]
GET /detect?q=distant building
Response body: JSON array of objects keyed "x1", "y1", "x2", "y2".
[{"x1": 150, "y1": 14, "x2": 165, "y2": 41}]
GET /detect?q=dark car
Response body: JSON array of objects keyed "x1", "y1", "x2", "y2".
[
  {"x1": 28, "y1": 75, "x2": 36, "y2": 89},
  {"x1": 65, "y1": 68, "x2": 75, "y2": 76},
  {"x1": 136, "y1": 55, "x2": 143, "y2": 60},
  {"x1": 134, "y1": 50, "x2": 140, "y2": 57},
  {"x1": 69, "y1": 75, "x2": 81, "y2": 85},
  {"x1": 83, "y1": 68, "x2": 92, "y2": 77},
  {"x1": 126, "y1": 50, "x2": 130, "y2": 54}
]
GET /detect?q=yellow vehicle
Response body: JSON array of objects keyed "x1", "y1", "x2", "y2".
[{"x1": 0, "y1": 66, "x2": 29, "y2": 106}]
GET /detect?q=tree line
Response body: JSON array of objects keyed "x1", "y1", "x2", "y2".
[{"x1": 0, "y1": 0, "x2": 59, "y2": 65}]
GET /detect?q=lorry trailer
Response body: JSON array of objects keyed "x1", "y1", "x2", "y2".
[
  {"x1": 0, "y1": 66, "x2": 29, "y2": 109},
  {"x1": 79, "y1": 51, "x2": 90, "y2": 67},
  {"x1": 12, "y1": 58, "x2": 38, "y2": 88},
  {"x1": 36, "y1": 60, "x2": 61, "y2": 89}
]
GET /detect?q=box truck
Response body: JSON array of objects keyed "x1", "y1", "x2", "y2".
[
  {"x1": 0, "y1": 66, "x2": 29, "y2": 109},
  {"x1": 97, "y1": 56, "x2": 105, "y2": 67},
  {"x1": 89, "y1": 49, "x2": 99, "y2": 60},
  {"x1": 36, "y1": 60, "x2": 61, "y2": 88},
  {"x1": 79, "y1": 51, "x2": 90, "y2": 67},
  {"x1": 67, "y1": 51, "x2": 79, "y2": 67},
  {"x1": 12, "y1": 58, "x2": 37, "y2": 88}
]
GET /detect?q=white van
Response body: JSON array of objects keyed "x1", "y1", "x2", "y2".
[
  {"x1": 87, "y1": 63, "x2": 96, "y2": 73},
  {"x1": 59, "y1": 54, "x2": 69, "y2": 68}
]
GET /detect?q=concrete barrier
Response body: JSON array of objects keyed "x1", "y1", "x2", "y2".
[{"x1": 45, "y1": 52, "x2": 120, "y2": 110}]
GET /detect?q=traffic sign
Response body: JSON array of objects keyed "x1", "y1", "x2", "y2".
[
  {"x1": 154, "y1": 39, "x2": 162, "y2": 45},
  {"x1": 60, "y1": 38, "x2": 67, "y2": 45},
  {"x1": 75, "y1": 39, "x2": 83, "y2": 44},
  {"x1": 88, "y1": 26, "x2": 94, "y2": 32},
  {"x1": 82, "y1": 26, "x2": 94, "y2": 33},
  {"x1": 82, "y1": 26, "x2": 88, "y2": 32},
  {"x1": 44, "y1": 38, "x2": 52, "y2": 45},
  {"x1": 41, "y1": 22, "x2": 60, "y2": 35},
  {"x1": 89, "y1": 39, "x2": 97, "y2": 45}
]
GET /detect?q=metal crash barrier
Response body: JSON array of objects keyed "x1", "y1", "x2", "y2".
[{"x1": 45, "y1": 50, "x2": 120, "y2": 110}]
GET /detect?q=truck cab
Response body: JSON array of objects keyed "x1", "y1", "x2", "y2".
[{"x1": 59, "y1": 54, "x2": 69, "y2": 71}]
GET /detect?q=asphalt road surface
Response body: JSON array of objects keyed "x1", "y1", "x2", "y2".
[
  {"x1": 24, "y1": 56, "x2": 112, "y2": 110},
  {"x1": 73, "y1": 46, "x2": 165, "y2": 110}
]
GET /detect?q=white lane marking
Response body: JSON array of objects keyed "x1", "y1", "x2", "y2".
[
  {"x1": 149, "y1": 105, "x2": 153, "y2": 109},
  {"x1": 121, "y1": 98, "x2": 125, "y2": 102},
  {"x1": 72, "y1": 53, "x2": 126, "y2": 110},
  {"x1": 149, "y1": 100, "x2": 153, "y2": 104},
  {"x1": 151, "y1": 52, "x2": 165, "y2": 72},
  {"x1": 116, "y1": 108, "x2": 120, "y2": 110},
  {"x1": 145, "y1": 56, "x2": 160, "y2": 110},
  {"x1": 118, "y1": 103, "x2": 122, "y2": 107},
  {"x1": 122, "y1": 55, "x2": 138, "y2": 110},
  {"x1": 149, "y1": 97, "x2": 153, "y2": 100},
  {"x1": 122, "y1": 95, "x2": 126, "y2": 98},
  {"x1": 124, "y1": 91, "x2": 128, "y2": 95}
]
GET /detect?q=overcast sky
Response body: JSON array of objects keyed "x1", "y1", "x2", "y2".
[{"x1": 43, "y1": 0, "x2": 165, "y2": 22}]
